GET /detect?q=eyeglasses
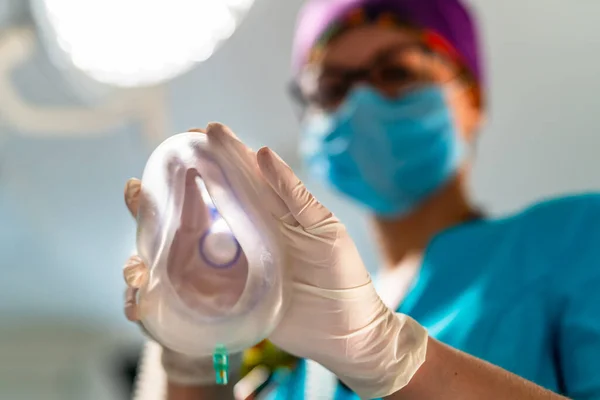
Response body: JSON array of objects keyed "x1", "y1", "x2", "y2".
[{"x1": 288, "y1": 42, "x2": 469, "y2": 116}]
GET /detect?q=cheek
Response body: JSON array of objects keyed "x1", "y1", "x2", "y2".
[{"x1": 447, "y1": 93, "x2": 479, "y2": 142}]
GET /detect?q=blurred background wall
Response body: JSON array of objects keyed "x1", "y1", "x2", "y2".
[{"x1": 0, "y1": 0, "x2": 599, "y2": 398}]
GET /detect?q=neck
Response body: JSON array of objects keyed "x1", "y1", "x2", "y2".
[{"x1": 372, "y1": 174, "x2": 477, "y2": 269}]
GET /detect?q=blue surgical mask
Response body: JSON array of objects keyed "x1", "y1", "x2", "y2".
[{"x1": 300, "y1": 85, "x2": 464, "y2": 217}]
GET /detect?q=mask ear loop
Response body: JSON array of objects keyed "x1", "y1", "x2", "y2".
[
  {"x1": 434, "y1": 74, "x2": 482, "y2": 194},
  {"x1": 438, "y1": 67, "x2": 482, "y2": 157}
]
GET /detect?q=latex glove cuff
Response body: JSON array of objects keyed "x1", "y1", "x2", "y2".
[
  {"x1": 272, "y1": 279, "x2": 428, "y2": 399},
  {"x1": 336, "y1": 312, "x2": 427, "y2": 399}
]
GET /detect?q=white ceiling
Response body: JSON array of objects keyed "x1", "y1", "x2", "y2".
[{"x1": 0, "y1": 0, "x2": 29, "y2": 28}]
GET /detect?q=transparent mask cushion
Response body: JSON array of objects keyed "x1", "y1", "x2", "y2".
[
  {"x1": 190, "y1": 147, "x2": 267, "y2": 317},
  {"x1": 136, "y1": 132, "x2": 288, "y2": 362},
  {"x1": 155, "y1": 152, "x2": 263, "y2": 322}
]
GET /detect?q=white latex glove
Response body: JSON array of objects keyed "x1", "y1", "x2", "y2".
[{"x1": 207, "y1": 123, "x2": 428, "y2": 399}]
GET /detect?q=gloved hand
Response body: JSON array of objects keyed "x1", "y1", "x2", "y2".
[
  {"x1": 124, "y1": 124, "x2": 428, "y2": 399},
  {"x1": 251, "y1": 137, "x2": 427, "y2": 399},
  {"x1": 201, "y1": 123, "x2": 427, "y2": 399}
]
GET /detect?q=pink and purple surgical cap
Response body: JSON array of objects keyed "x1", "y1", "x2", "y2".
[{"x1": 291, "y1": 0, "x2": 484, "y2": 85}]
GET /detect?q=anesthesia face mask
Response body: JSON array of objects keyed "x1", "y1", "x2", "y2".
[{"x1": 135, "y1": 131, "x2": 290, "y2": 381}]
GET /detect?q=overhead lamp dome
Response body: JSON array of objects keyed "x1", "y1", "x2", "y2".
[{"x1": 30, "y1": 0, "x2": 255, "y2": 89}]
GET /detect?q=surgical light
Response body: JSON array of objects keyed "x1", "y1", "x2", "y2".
[{"x1": 31, "y1": 0, "x2": 255, "y2": 88}]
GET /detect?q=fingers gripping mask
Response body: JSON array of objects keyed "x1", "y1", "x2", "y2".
[
  {"x1": 136, "y1": 129, "x2": 290, "y2": 361},
  {"x1": 301, "y1": 86, "x2": 464, "y2": 217}
]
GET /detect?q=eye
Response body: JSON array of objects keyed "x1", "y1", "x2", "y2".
[
  {"x1": 321, "y1": 82, "x2": 349, "y2": 102},
  {"x1": 378, "y1": 66, "x2": 412, "y2": 83},
  {"x1": 313, "y1": 80, "x2": 350, "y2": 109}
]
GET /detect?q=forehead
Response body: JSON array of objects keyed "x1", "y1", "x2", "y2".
[{"x1": 319, "y1": 26, "x2": 419, "y2": 68}]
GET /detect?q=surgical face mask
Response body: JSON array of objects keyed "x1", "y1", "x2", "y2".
[
  {"x1": 300, "y1": 85, "x2": 464, "y2": 217},
  {"x1": 136, "y1": 132, "x2": 290, "y2": 370}
]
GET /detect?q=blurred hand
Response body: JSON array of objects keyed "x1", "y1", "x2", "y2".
[{"x1": 122, "y1": 177, "x2": 146, "y2": 322}]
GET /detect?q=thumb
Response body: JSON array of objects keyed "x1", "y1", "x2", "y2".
[
  {"x1": 256, "y1": 147, "x2": 334, "y2": 229},
  {"x1": 124, "y1": 178, "x2": 141, "y2": 218},
  {"x1": 123, "y1": 255, "x2": 148, "y2": 289}
]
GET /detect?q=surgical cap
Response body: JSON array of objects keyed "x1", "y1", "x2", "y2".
[{"x1": 291, "y1": 0, "x2": 484, "y2": 85}]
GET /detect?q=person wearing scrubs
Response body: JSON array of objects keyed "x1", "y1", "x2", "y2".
[{"x1": 122, "y1": 0, "x2": 600, "y2": 399}]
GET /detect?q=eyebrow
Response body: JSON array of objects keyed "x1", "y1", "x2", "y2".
[
  {"x1": 319, "y1": 42, "x2": 429, "y2": 76},
  {"x1": 320, "y1": 42, "x2": 428, "y2": 73}
]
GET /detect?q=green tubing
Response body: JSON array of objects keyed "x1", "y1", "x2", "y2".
[{"x1": 213, "y1": 345, "x2": 229, "y2": 385}]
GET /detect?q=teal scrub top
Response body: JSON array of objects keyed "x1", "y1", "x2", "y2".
[{"x1": 268, "y1": 193, "x2": 600, "y2": 399}]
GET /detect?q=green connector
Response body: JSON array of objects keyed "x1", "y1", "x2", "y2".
[{"x1": 213, "y1": 345, "x2": 229, "y2": 385}]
